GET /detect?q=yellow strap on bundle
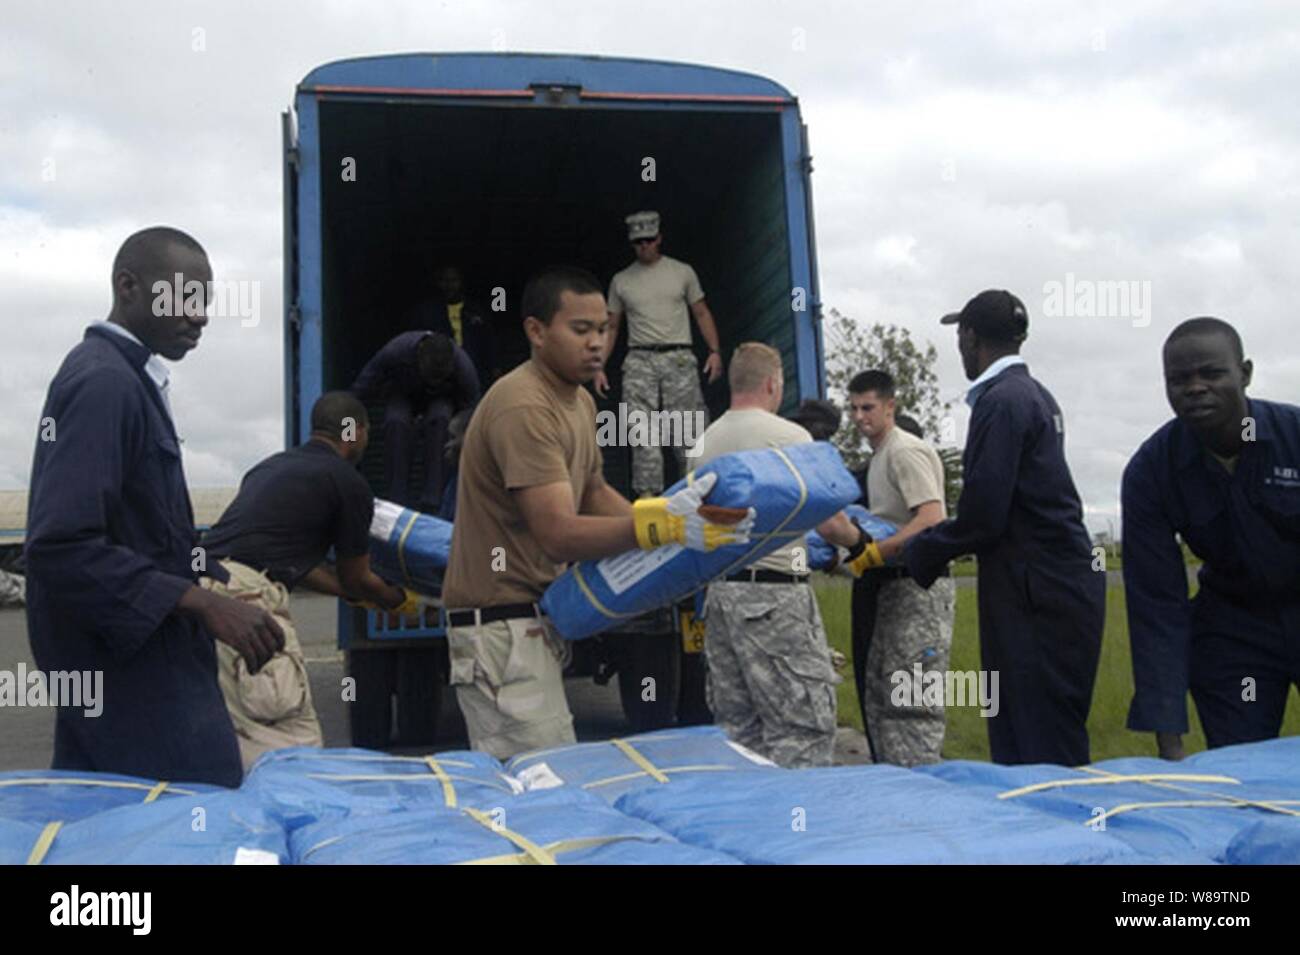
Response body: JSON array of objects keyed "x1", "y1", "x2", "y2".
[
  {"x1": 1080, "y1": 766, "x2": 1300, "y2": 818},
  {"x1": 462, "y1": 807, "x2": 555, "y2": 864},
  {"x1": 585, "y1": 764, "x2": 736, "y2": 790},
  {"x1": 26, "y1": 821, "x2": 62, "y2": 865},
  {"x1": 395, "y1": 509, "x2": 420, "y2": 587},
  {"x1": 423, "y1": 756, "x2": 457, "y2": 808},
  {"x1": 1089, "y1": 798, "x2": 1300, "y2": 826},
  {"x1": 609, "y1": 738, "x2": 670, "y2": 784},
  {"x1": 0, "y1": 777, "x2": 197, "y2": 796},
  {"x1": 459, "y1": 834, "x2": 649, "y2": 865},
  {"x1": 143, "y1": 781, "x2": 170, "y2": 803},
  {"x1": 998, "y1": 772, "x2": 1240, "y2": 800}
]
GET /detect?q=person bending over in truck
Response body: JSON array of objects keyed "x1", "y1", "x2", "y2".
[
  {"x1": 201, "y1": 391, "x2": 419, "y2": 768},
  {"x1": 594, "y1": 210, "x2": 723, "y2": 498},
  {"x1": 691, "y1": 343, "x2": 882, "y2": 768},
  {"x1": 406, "y1": 263, "x2": 497, "y2": 387},
  {"x1": 25, "y1": 226, "x2": 284, "y2": 787},
  {"x1": 441, "y1": 266, "x2": 755, "y2": 759},
  {"x1": 351, "y1": 330, "x2": 481, "y2": 515},
  {"x1": 1122, "y1": 318, "x2": 1300, "y2": 760}
]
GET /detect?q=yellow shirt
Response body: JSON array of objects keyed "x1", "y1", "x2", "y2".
[{"x1": 447, "y1": 302, "x2": 464, "y2": 346}]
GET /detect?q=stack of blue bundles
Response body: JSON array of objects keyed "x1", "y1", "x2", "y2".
[
  {"x1": 0, "y1": 770, "x2": 217, "y2": 825},
  {"x1": 6, "y1": 790, "x2": 287, "y2": 865},
  {"x1": 1224, "y1": 818, "x2": 1300, "y2": 864},
  {"x1": 541, "y1": 441, "x2": 859, "y2": 640},
  {"x1": 614, "y1": 765, "x2": 1145, "y2": 864},
  {"x1": 803, "y1": 503, "x2": 896, "y2": 571},
  {"x1": 241, "y1": 746, "x2": 519, "y2": 831},
  {"x1": 368, "y1": 499, "x2": 454, "y2": 596},
  {"x1": 291, "y1": 787, "x2": 739, "y2": 865},
  {"x1": 504, "y1": 726, "x2": 780, "y2": 803}
]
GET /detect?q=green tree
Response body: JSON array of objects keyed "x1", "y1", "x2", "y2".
[{"x1": 822, "y1": 308, "x2": 962, "y2": 512}]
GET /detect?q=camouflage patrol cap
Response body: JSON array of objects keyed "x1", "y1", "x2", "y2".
[{"x1": 625, "y1": 210, "x2": 660, "y2": 241}]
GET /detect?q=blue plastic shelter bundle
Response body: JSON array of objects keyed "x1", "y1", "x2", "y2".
[
  {"x1": 615, "y1": 764, "x2": 1146, "y2": 864},
  {"x1": 920, "y1": 737, "x2": 1300, "y2": 863},
  {"x1": 240, "y1": 746, "x2": 520, "y2": 831},
  {"x1": 1224, "y1": 818, "x2": 1300, "y2": 864},
  {"x1": 0, "y1": 770, "x2": 217, "y2": 825},
  {"x1": 803, "y1": 504, "x2": 896, "y2": 571},
  {"x1": 368, "y1": 500, "x2": 454, "y2": 596},
  {"x1": 291, "y1": 787, "x2": 740, "y2": 864},
  {"x1": 541, "y1": 441, "x2": 860, "y2": 640},
  {"x1": 504, "y1": 726, "x2": 779, "y2": 803},
  {"x1": 3, "y1": 790, "x2": 287, "y2": 865}
]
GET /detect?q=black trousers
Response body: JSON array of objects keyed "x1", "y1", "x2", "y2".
[
  {"x1": 384, "y1": 392, "x2": 454, "y2": 510},
  {"x1": 1190, "y1": 610, "x2": 1300, "y2": 748},
  {"x1": 850, "y1": 573, "x2": 883, "y2": 760},
  {"x1": 977, "y1": 557, "x2": 1105, "y2": 765}
]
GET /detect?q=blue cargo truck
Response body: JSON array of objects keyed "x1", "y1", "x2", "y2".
[{"x1": 283, "y1": 52, "x2": 825, "y2": 748}]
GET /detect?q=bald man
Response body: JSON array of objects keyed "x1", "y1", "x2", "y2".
[{"x1": 25, "y1": 227, "x2": 284, "y2": 787}]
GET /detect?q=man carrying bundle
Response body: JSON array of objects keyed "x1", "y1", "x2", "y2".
[{"x1": 442, "y1": 267, "x2": 754, "y2": 759}]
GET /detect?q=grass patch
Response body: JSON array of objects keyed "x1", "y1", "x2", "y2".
[{"x1": 815, "y1": 577, "x2": 1300, "y2": 761}]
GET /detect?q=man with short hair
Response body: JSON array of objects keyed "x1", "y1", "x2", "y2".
[
  {"x1": 693, "y1": 342, "x2": 870, "y2": 768},
  {"x1": 442, "y1": 267, "x2": 754, "y2": 759},
  {"x1": 25, "y1": 227, "x2": 284, "y2": 787},
  {"x1": 904, "y1": 290, "x2": 1104, "y2": 766},
  {"x1": 1123, "y1": 317, "x2": 1300, "y2": 759},
  {"x1": 845, "y1": 370, "x2": 954, "y2": 766},
  {"x1": 595, "y1": 211, "x2": 723, "y2": 497},
  {"x1": 351, "y1": 330, "x2": 481, "y2": 513},
  {"x1": 201, "y1": 391, "x2": 418, "y2": 767}
]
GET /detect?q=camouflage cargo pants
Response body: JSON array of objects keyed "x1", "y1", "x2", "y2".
[
  {"x1": 860, "y1": 576, "x2": 956, "y2": 767},
  {"x1": 703, "y1": 581, "x2": 838, "y2": 768},
  {"x1": 621, "y1": 347, "x2": 707, "y2": 497}
]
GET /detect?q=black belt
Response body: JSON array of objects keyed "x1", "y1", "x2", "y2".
[
  {"x1": 446, "y1": 602, "x2": 540, "y2": 627},
  {"x1": 724, "y1": 570, "x2": 809, "y2": 584},
  {"x1": 629, "y1": 344, "x2": 692, "y2": 352}
]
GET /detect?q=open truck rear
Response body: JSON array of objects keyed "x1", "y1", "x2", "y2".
[{"x1": 283, "y1": 52, "x2": 825, "y2": 748}]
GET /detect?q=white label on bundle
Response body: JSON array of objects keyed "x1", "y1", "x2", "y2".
[
  {"x1": 370, "y1": 499, "x2": 403, "y2": 541},
  {"x1": 514, "y1": 762, "x2": 566, "y2": 791},
  {"x1": 233, "y1": 847, "x2": 281, "y2": 865},
  {"x1": 597, "y1": 544, "x2": 684, "y2": 595},
  {"x1": 726, "y1": 740, "x2": 778, "y2": 767}
]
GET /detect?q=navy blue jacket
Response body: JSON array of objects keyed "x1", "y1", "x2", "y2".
[
  {"x1": 406, "y1": 298, "x2": 496, "y2": 385},
  {"x1": 1122, "y1": 398, "x2": 1300, "y2": 733},
  {"x1": 351, "y1": 330, "x2": 482, "y2": 410},
  {"x1": 906, "y1": 363, "x2": 1094, "y2": 583},
  {"x1": 24, "y1": 326, "x2": 241, "y2": 786}
]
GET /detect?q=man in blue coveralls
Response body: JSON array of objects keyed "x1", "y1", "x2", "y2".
[
  {"x1": 25, "y1": 227, "x2": 285, "y2": 787},
  {"x1": 903, "y1": 290, "x2": 1105, "y2": 765},
  {"x1": 1123, "y1": 317, "x2": 1300, "y2": 760}
]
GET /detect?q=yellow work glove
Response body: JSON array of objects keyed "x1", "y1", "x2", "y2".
[
  {"x1": 844, "y1": 521, "x2": 885, "y2": 577},
  {"x1": 632, "y1": 471, "x2": 756, "y2": 552}
]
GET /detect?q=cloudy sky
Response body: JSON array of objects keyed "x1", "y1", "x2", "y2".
[{"x1": 3, "y1": 0, "x2": 1297, "y2": 534}]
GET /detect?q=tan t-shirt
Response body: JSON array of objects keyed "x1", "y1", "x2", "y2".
[
  {"x1": 866, "y1": 425, "x2": 947, "y2": 527},
  {"x1": 442, "y1": 359, "x2": 602, "y2": 607},
  {"x1": 607, "y1": 255, "x2": 705, "y2": 347},
  {"x1": 693, "y1": 408, "x2": 813, "y2": 574}
]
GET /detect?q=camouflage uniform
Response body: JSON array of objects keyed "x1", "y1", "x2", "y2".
[
  {"x1": 703, "y1": 580, "x2": 838, "y2": 768},
  {"x1": 860, "y1": 575, "x2": 956, "y2": 767},
  {"x1": 622, "y1": 348, "x2": 707, "y2": 497}
]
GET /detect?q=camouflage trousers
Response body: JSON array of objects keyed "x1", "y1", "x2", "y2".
[
  {"x1": 703, "y1": 581, "x2": 838, "y2": 768},
  {"x1": 621, "y1": 347, "x2": 707, "y2": 497},
  {"x1": 860, "y1": 576, "x2": 956, "y2": 767}
]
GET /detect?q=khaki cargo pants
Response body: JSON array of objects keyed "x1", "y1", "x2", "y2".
[
  {"x1": 447, "y1": 613, "x2": 576, "y2": 760},
  {"x1": 200, "y1": 559, "x2": 324, "y2": 769}
]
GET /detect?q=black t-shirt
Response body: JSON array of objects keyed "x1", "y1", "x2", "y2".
[{"x1": 202, "y1": 441, "x2": 374, "y2": 589}]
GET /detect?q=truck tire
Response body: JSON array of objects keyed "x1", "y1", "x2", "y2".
[
  {"x1": 395, "y1": 647, "x2": 445, "y2": 745},
  {"x1": 676, "y1": 650, "x2": 712, "y2": 726},
  {"x1": 347, "y1": 649, "x2": 396, "y2": 750},
  {"x1": 617, "y1": 633, "x2": 680, "y2": 733}
]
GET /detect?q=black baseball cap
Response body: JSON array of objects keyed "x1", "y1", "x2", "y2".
[{"x1": 940, "y1": 289, "x2": 1029, "y2": 343}]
